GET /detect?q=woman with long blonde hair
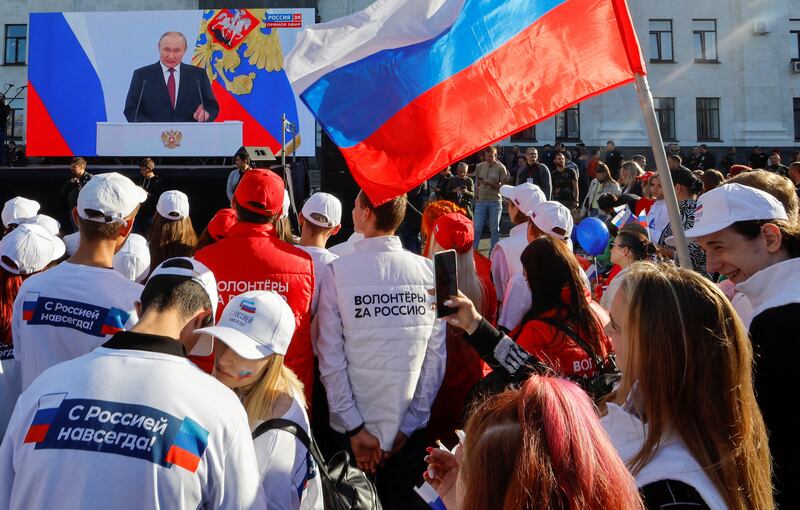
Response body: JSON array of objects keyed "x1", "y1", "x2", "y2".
[
  {"x1": 603, "y1": 262, "x2": 773, "y2": 510},
  {"x1": 198, "y1": 291, "x2": 322, "y2": 510}
]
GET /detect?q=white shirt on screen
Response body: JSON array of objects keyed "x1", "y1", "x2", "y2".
[{"x1": 159, "y1": 62, "x2": 180, "y2": 104}]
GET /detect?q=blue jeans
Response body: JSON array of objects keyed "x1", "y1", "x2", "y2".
[{"x1": 473, "y1": 200, "x2": 501, "y2": 251}]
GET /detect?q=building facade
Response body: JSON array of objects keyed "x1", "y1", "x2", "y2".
[{"x1": 3, "y1": 0, "x2": 799, "y2": 153}]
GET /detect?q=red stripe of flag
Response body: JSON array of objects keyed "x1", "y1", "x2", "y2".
[
  {"x1": 340, "y1": 0, "x2": 644, "y2": 205},
  {"x1": 24, "y1": 424, "x2": 50, "y2": 444},
  {"x1": 166, "y1": 445, "x2": 201, "y2": 473}
]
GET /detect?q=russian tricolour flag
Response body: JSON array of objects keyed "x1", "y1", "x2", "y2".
[
  {"x1": 286, "y1": 0, "x2": 645, "y2": 204},
  {"x1": 24, "y1": 393, "x2": 67, "y2": 444}
]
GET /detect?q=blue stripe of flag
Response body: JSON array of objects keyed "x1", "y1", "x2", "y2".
[
  {"x1": 172, "y1": 417, "x2": 209, "y2": 457},
  {"x1": 31, "y1": 407, "x2": 59, "y2": 425},
  {"x1": 301, "y1": 0, "x2": 566, "y2": 148}
]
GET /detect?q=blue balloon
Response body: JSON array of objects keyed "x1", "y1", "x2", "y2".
[{"x1": 576, "y1": 217, "x2": 610, "y2": 256}]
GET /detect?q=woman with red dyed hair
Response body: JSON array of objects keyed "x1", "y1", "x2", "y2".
[{"x1": 424, "y1": 375, "x2": 643, "y2": 510}]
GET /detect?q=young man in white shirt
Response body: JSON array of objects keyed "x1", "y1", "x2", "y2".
[
  {"x1": 316, "y1": 190, "x2": 446, "y2": 509},
  {"x1": 297, "y1": 192, "x2": 342, "y2": 316},
  {"x1": 13, "y1": 173, "x2": 147, "y2": 389},
  {"x1": 0, "y1": 258, "x2": 264, "y2": 509},
  {"x1": 491, "y1": 183, "x2": 546, "y2": 304}
]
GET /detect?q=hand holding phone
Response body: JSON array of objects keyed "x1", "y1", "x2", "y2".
[{"x1": 434, "y1": 250, "x2": 458, "y2": 318}]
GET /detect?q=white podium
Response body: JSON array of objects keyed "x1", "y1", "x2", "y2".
[{"x1": 96, "y1": 121, "x2": 243, "y2": 156}]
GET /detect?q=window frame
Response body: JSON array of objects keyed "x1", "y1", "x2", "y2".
[
  {"x1": 692, "y1": 19, "x2": 719, "y2": 63},
  {"x1": 510, "y1": 125, "x2": 537, "y2": 143},
  {"x1": 555, "y1": 104, "x2": 581, "y2": 142},
  {"x1": 3, "y1": 24, "x2": 27, "y2": 66},
  {"x1": 649, "y1": 19, "x2": 674, "y2": 63},
  {"x1": 794, "y1": 98, "x2": 800, "y2": 142},
  {"x1": 696, "y1": 97, "x2": 721, "y2": 142},
  {"x1": 654, "y1": 97, "x2": 676, "y2": 142},
  {"x1": 791, "y1": 19, "x2": 800, "y2": 61}
]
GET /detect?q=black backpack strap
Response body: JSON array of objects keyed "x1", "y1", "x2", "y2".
[
  {"x1": 252, "y1": 418, "x2": 329, "y2": 478},
  {"x1": 535, "y1": 317, "x2": 605, "y2": 368}
]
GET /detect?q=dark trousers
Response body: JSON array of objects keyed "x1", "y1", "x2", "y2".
[{"x1": 325, "y1": 428, "x2": 430, "y2": 510}]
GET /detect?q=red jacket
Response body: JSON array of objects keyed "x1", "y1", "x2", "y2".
[
  {"x1": 195, "y1": 222, "x2": 315, "y2": 403},
  {"x1": 510, "y1": 288, "x2": 612, "y2": 379}
]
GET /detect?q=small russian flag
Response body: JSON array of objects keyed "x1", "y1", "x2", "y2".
[
  {"x1": 586, "y1": 264, "x2": 598, "y2": 284},
  {"x1": 22, "y1": 293, "x2": 39, "y2": 321},
  {"x1": 240, "y1": 299, "x2": 257, "y2": 314},
  {"x1": 611, "y1": 206, "x2": 633, "y2": 229},
  {"x1": 165, "y1": 417, "x2": 209, "y2": 473},
  {"x1": 414, "y1": 482, "x2": 447, "y2": 510},
  {"x1": 24, "y1": 393, "x2": 67, "y2": 444}
]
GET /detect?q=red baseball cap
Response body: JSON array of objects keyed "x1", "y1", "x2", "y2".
[
  {"x1": 233, "y1": 169, "x2": 284, "y2": 215},
  {"x1": 432, "y1": 212, "x2": 473, "y2": 253},
  {"x1": 207, "y1": 208, "x2": 237, "y2": 240}
]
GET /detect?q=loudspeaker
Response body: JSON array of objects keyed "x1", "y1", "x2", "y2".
[{"x1": 239, "y1": 146, "x2": 276, "y2": 168}]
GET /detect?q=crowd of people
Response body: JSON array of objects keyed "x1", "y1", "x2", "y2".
[{"x1": 0, "y1": 139, "x2": 797, "y2": 510}]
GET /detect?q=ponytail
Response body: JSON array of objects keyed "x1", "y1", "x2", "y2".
[
  {"x1": 616, "y1": 230, "x2": 656, "y2": 261},
  {"x1": 1, "y1": 267, "x2": 22, "y2": 344}
]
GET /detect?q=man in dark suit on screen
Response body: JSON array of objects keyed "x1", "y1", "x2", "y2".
[{"x1": 124, "y1": 31, "x2": 219, "y2": 123}]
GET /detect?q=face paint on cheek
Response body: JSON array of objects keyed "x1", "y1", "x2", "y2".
[{"x1": 236, "y1": 370, "x2": 254, "y2": 380}]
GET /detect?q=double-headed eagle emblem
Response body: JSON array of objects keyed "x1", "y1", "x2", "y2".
[{"x1": 192, "y1": 9, "x2": 284, "y2": 96}]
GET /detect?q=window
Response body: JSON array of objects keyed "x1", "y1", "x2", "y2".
[
  {"x1": 794, "y1": 98, "x2": 800, "y2": 141},
  {"x1": 649, "y1": 20, "x2": 674, "y2": 62},
  {"x1": 4, "y1": 24, "x2": 26, "y2": 65},
  {"x1": 3, "y1": 96, "x2": 24, "y2": 141},
  {"x1": 692, "y1": 19, "x2": 718, "y2": 62},
  {"x1": 555, "y1": 104, "x2": 580, "y2": 141},
  {"x1": 791, "y1": 19, "x2": 800, "y2": 60},
  {"x1": 654, "y1": 97, "x2": 676, "y2": 141},
  {"x1": 696, "y1": 98, "x2": 720, "y2": 141},
  {"x1": 511, "y1": 125, "x2": 536, "y2": 142}
]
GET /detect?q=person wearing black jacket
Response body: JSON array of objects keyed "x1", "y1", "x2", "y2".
[
  {"x1": 60, "y1": 157, "x2": 92, "y2": 231},
  {"x1": 135, "y1": 157, "x2": 165, "y2": 234},
  {"x1": 516, "y1": 147, "x2": 552, "y2": 199},
  {"x1": 688, "y1": 183, "x2": 800, "y2": 509}
]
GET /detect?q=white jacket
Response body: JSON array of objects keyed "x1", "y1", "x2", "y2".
[
  {"x1": 737, "y1": 257, "x2": 800, "y2": 320},
  {"x1": 581, "y1": 179, "x2": 621, "y2": 216},
  {"x1": 316, "y1": 236, "x2": 446, "y2": 449},
  {"x1": 490, "y1": 223, "x2": 528, "y2": 301},
  {"x1": 12, "y1": 262, "x2": 142, "y2": 390},
  {"x1": 602, "y1": 403, "x2": 727, "y2": 510},
  {"x1": 0, "y1": 334, "x2": 263, "y2": 510}
]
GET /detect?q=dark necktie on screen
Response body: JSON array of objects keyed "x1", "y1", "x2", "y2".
[{"x1": 167, "y1": 67, "x2": 176, "y2": 109}]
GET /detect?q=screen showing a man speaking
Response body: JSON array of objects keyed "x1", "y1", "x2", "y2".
[{"x1": 26, "y1": 8, "x2": 315, "y2": 157}]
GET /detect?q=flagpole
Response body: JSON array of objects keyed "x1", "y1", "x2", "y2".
[{"x1": 633, "y1": 73, "x2": 691, "y2": 268}]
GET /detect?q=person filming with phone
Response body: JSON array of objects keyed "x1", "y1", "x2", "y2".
[{"x1": 316, "y1": 190, "x2": 446, "y2": 509}]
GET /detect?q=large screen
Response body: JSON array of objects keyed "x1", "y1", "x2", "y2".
[{"x1": 26, "y1": 8, "x2": 315, "y2": 157}]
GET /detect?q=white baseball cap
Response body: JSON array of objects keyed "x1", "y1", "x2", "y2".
[
  {"x1": 301, "y1": 192, "x2": 342, "y2": 228},
  {"x1": 195, "y1": 291, "x2": 295, "y2": 360},
  {"x1": 684, "y1": 183, "x2": 789, "y2": 239},
  {"x1": 0, "y1": 224, "x2": 66, "y2": 275},
  {"x1": 62, "y1": 232, "x2": 81, "y2": 257},
  {"x1": 113, "y1": 234, "x2": 151, "y2": 283},
  {"x1": 529, "y1": 201, "x2": 574, "y2": 241},
  {"x1": 77, "y1": 173, "x2": 147, "y2": 227},
  {"x1": 500, "y1": 183, "x2": 546, "y2": 215},
  {"x1": 156, "y1": 190, "x2": 190, "y2": 221},
  {"x1": 22, "y1": 214, "x2": 61, "y2": 236},
  {"x1": 2, "y1": 197, "x2": 40, "y2": 228}
]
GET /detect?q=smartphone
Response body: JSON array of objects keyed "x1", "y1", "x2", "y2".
[{"x1": 434, "y1": 249, "x2": 458, "y2": 318}]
